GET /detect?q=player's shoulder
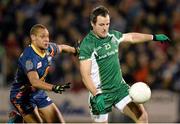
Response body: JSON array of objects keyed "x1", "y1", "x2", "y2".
[
  {"x1": 20, "y1": 46, "x2": 36, "y2": 59},
  {"x1": 109, "y1": 29, "x2": 122, "y2": 35},
  {"x1": 82, "y1": 33, "x2": 92, "y2": 43},
  {"x1": 47, "y1": 42, "x2": 60, "y2": 56},
  {"x1": 24, "y1": 46, "x2": 34, "y2": 55},
  {"x1": 80, "y1": 33, "x2": 94, "y2": 48},
  {"x1": 48, "y1": 42, "x2": 57, "y2": 48},
  {"x1": 47, "y1": 42, "x2": 55, "y2": 52},
  {"x1": 109, "y1": 29, "x2": 123, "y2": 39}
]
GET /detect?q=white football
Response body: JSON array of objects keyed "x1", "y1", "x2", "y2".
[{"x1": 129, "y1": 82, "x2": 151, "y2": 103}]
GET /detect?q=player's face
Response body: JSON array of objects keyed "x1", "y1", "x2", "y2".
[
  {"x1": 35, "y1": 28, "x2": 49, "y2": 50},
  {"x1": 92, "y1": 15, "x2": 110, "y2": 38}
]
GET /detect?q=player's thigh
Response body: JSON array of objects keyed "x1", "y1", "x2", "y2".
[
  {"x1": 23, "y1": 106, "x2": 43, "y2": 123},
  {"x1": 123, "y1": 102, "x2": 148, "y2": 122},
  {"x1": 38, "y1": 103, "x2": 65, "y2": 123},
  {"x1": 10, "y1": 94, "x2": 42, "y2": 122}
]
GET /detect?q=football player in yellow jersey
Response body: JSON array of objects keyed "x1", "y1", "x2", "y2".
[{"x1": 10, "y1": 24, "x2": 77, "y2": 123}]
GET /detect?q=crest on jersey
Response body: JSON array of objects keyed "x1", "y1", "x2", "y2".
[
  {"x1": 25, "y1": 60, "x2": 33, "y2": 71},
  {"x1": 104, "y1": 43, "x2": 111, "y2": 50}
]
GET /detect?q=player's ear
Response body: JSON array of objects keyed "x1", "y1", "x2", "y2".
[
  {"x1": 90, "y1": 21, "x2": 94, "y2": 27},
  {"x1": 30, "y1": 34, "x2": 36, "y2": 41}
]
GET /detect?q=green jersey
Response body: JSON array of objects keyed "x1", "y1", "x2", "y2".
[{"x1": 79, "y1": 30, "x2": 127, "y2": 93}]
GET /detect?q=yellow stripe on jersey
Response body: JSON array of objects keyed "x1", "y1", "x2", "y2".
[
  {"x1": 40, "y1": 66, "x2": 49, "y2": 81},
  {"x1": 31, "y1": 44, "x2": 46, "y2": 58}
]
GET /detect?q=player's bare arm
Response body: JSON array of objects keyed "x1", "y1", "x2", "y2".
[
  {"x1": 58, "y1": 44, "x2": 76, "y2": 54},
  {"x1": 122, "y1": 33, "x2": 153, "y2": 43},
  {"x1": 80, "y1": 60, "x2": 97, "y2": 96},
  {"x1": 122, "y1": 33, "x2": 170, "y2": 44},
  {"x1": 27, "y1": 71, "x2": 53, "y2": 91},
  {"x1": 27, "y1": 71, "x2": 70, "y2": 94}
]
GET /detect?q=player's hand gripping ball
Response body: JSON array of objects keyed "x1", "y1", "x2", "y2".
[{"x1": 129, "y1": 82, "x2": 151, "y2": 103}]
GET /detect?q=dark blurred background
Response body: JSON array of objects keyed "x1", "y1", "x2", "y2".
[{"x1": 0, "y1": 0, "x2": 179, "y2": 122}]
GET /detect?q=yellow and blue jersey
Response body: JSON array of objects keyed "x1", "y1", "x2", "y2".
[
  {"x1": 11, "y1": 43, "x2": 59, "y2": 91},
  {"x1": 10, "y1": 43, "x2": 59, "y2": 115}
]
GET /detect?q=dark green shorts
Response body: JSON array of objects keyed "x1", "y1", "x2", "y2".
[{"x1": 90, "y1": 83, "x2": 130, "y2": 115}]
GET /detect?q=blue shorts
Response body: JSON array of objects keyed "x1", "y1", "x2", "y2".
[{"x1": 10, "y1": 89, "x2": 52, "y2": 116}]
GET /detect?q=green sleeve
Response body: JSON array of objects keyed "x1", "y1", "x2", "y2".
[{"x1": 79, "y1": 38, "x2": 94, "y2": 60}]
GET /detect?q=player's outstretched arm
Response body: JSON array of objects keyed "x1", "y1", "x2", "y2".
[
  {"x1": 58, "y1": 44, "x2": 76, "y2": 54},
  {"x1": 57, "y1": 40, "x2": 81, "y2": 55},
  {"x1": 121, "y1": 33, "x2": 170, "y2": 44}
]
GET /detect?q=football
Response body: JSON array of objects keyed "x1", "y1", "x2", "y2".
[{"x1": 129, "y1": 82, "x2": 151, "y2": 103}]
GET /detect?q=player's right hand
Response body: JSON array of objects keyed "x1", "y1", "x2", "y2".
[
  {"x1": 93, "y1": 93, "x2": 105, "y2": 113},
  {"x1": 52, "y1": 82, "x2": 71, "y2": 94}
]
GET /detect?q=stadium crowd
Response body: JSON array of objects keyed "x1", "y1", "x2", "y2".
[{"x1": 0, "y1": 0, "x2": 179, "y2": 93}]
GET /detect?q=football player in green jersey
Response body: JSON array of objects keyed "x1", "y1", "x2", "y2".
[{"x1": 79, "y1": 5, "x2": 170, "y2": 123}]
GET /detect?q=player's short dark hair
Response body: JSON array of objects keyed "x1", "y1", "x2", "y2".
[
  {"x1": 90, "y1": 5, "x2": 109, "y2": 24},
  {"x1": 30, "y1": 24, "x2": 47, "y2": 36}
]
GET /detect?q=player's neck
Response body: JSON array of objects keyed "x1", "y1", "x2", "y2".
[
  {"x1": 92, "y1": 30, "x2": 100, "y2": 39},
  {"x1": 31, "y1": 43, "x2": 46, "y2": 58},
  {"x1": 91, "y1": 30, "x2": 107, "y2": 39}
]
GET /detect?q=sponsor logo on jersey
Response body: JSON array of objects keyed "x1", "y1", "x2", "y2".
[
  {"x1": 37, "y1": 62, "x2": 42, "y2": 69},
  {"x1": 97, "y1": 49, "x2": 118, "y2": 60},
  {"x1": 46, "y1": 97, "x2": 51, "y2": 101}
]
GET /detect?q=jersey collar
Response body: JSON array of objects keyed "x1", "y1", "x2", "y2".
[
  {"x1": 90, "y1": 30, "x2": 108, "y2": 39},
  {"x1": 31, "y1": 44, "x2": 46, "y2": 58}
]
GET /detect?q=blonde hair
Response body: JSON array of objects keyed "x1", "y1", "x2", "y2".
[{"x1": 30, "y1": 24, "x2": 47, "y2": 36}]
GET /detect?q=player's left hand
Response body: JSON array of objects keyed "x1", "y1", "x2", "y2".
[
  {"x1": 153, "y1": 34, "x2": 171, "y2": 43},
  {"x1": 52, "y1": 82, "x2": 71, "y2": 94},
  {"x1": 93, "y1": 93, "x2": 105, "y2": 113}
]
